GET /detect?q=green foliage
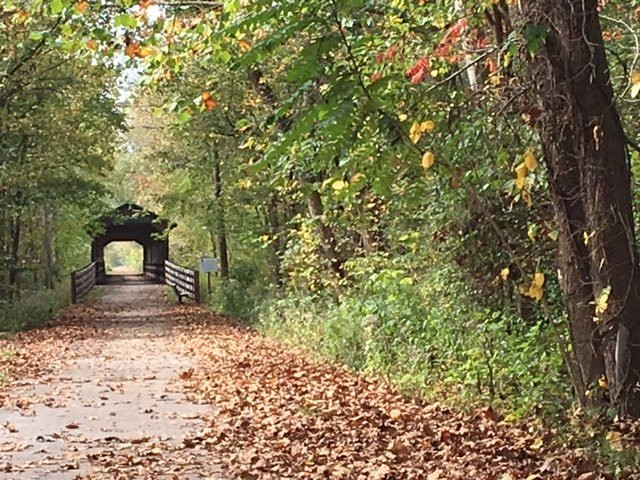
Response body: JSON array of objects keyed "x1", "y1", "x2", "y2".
[
  {"x1": 0, "y1": 283, "x2": 69, "y2": 332},
  {"x1": 259, "y1": 253, "x2": 567, "y2": 418},
  {"x1": 104, "y1": 242, "x2": 144, "y2": 273}
]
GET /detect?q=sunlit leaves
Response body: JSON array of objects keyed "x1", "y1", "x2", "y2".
[
  {"x1": 421, "y1": 151, "x2": 435, "y2": 170},
  {"x1": 409, "y1": 121, "x2": 435, "y2": 144},
  {"x1": 632, "y1": 71, "x2": 640, "y2": 98}
]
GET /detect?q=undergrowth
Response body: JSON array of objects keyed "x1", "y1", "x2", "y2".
[
  {"x1": 0, "y1": 282, "x2": 70, "y2": 332},
  {"x1": 207, "y1": 254, "x2": 569, "y2": 420}
]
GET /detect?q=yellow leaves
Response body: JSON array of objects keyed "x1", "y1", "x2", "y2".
[
  {"x1": 238, "y1": 178, "x2": 252, "y2": 189},
  {"x1": 631, "y1": 71, "x2": 640, "y2": 98},
  {"x1": 388, "y1": 408, "x2": 402, "y2": 420},
  {"x1": 138, "y1": 46, "x2": 155, "y2": 58},
  {"x1": 598, "y1": 375, "x2": 608, "y2": 390},
  {"x1": 332, "y1": 180, "x2": 348, "y2": 191},
  {"x1": 515, "y1": 148, "x2": 538, "y2": 190},
  {"x1": 513, "y1": 148, "x2": 538, "y2": 207},
  {"x1": 351, "y1": 173, "x2": 365, "y2": 184},
  {"x1": 524, "y1": 149, "x2": 537, "y2": 171},
  {"x1": 421, "y1": 151, "x2": 435, "y2": 170},
  {"x1": 515, "y1": 162, "x2": 528, "y2": 190},
  {"x1": 583, "y1": 231, "x2": 594, "y2": 246},
  {"x1": 606, "y1": 431, "x2": 624, "y2": 451},
  {"x1": 409, "y1": 120, "x2": 435, "y2": 144},
  {"x1": 521, "y1": 272, "x2": 545, "y2": 301},
  {"x1": 529, "y1": 437, "x2": 544, "y2": 450},
  {"x1": 593, "y1": 125, "x2": 602, "y2": 151},
  {"x1": 593, "y1": 286, "x2": 611, "y2": 321},
  {"x1": 499, "y1": 267, "x2": 510, "y2": 281}
]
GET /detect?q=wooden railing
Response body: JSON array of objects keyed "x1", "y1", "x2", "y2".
[
  {"x1": 164, "y1": 260, "x2": 200, "y2": 303},
  {"x1": 71, "y1": 262, "x2": 97, "y2": 304},
  {"x1": 143, "y1": 263, "x2": 164, "y2": 282}
]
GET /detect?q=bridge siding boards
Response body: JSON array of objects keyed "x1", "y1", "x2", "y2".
[
  {"x1": 90, "y1": 203, "x2": 172, "y2": 284},
  {"x1": 71, "y1": 260, "x2": 201, "y2": 304},
  {"x1": 70, "y1": 262, "x2": 97, "y2": 304}
]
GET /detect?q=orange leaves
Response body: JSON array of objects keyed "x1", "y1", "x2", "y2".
[
  {"x1": 202, "y1": 91, "x2": 217, "y2": 111},
  {"x1": 237, "y1": 38, "x2": 252, "y2": 52},
  {"x1": 125, "y1": 42, "x2": 154, "y2": 59},
  {"x1": 140, "y1": 0, "x2": 155, "y2": 7},
  {"x1": 125, "y1": 42, "x2": 141, "y2": 58},
  {"x1": 75, "y1": 1, "x2": 89, "y2": 13},
  {"x1": 435, "y1": 18, "x2": 468, "y2": 63},
  {"x1": 406, "y1": 57, "x2": 430, "y2": 84}
]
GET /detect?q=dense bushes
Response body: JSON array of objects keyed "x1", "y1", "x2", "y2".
[
  {"x1": 208, "y1": 249, "x2": 567, "y2": 419},
  {"x1": 0, "y1": 283, "x2": 69, "y2": 333}
]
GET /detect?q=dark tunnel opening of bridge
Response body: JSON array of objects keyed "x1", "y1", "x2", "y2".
[{"x1": 90, "y1": 203, "x2": 174, "y2": 285}]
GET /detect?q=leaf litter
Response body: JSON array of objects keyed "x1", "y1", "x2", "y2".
[{"x1": 0, "y1": 286, "x2": 638, "y2": 479}]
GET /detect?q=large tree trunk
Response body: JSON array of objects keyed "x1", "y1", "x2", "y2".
[{"x1": 520, "y1": 0, "x2": 640, "y2": 415}]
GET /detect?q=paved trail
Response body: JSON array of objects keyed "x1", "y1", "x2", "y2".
[{"x1": 0, "y1": 284, "x2": 228, "y2": 479}]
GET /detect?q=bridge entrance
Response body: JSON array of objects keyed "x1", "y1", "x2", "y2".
[
  {"x1": 70, "y1": 203, "x2": 200, "y2": 304},
  {"x1": 90, "y1": 203, "x2": 172, "y2": 284}
]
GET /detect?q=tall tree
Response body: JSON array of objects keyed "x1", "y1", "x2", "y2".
[{"x1": 520, "y1": 0, "x2": 640, "y2": 414}]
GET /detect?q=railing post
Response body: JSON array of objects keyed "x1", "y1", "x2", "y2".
[
  {"x1": 194, "y1": 270, "x2": 201, "y2": 303},
  {"x1": 70, "y1": 272, "x2": 77, "y2": 304}
]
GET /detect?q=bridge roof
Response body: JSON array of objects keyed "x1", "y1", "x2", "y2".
[{"x1": 89, "y1": 203, "x2": 174, "y2": 238}]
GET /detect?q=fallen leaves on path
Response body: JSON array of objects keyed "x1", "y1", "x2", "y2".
[
  {"x1": 167, "y1": 306, "x2": 613, "y2": 480},
  {"x1": 1, "y1": 289, "x2": 638, "y2": 479}
]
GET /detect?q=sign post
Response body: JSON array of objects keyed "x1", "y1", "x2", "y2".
[{"x1": 199, "y1": 257, "x2": 219, "y2": 294}]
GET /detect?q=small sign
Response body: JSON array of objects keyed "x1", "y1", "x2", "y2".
[{"x1": 199, "y1": 257, "x2": 219, "y2": 273}]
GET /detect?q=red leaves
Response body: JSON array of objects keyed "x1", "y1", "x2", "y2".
[
  {"x1": 202, "y1": 91, "x2": 217, "y2": 111},
  {"x1": 406, "y1": 57, "x2": 430, "y2": 84},
  {"x1": 376, "y1": 45, "x2": 399, "y2": 64}
]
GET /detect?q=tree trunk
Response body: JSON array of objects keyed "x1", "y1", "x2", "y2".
[
  {"x1": 267, "y1": 195, "x2": 283, "y2": 286},
  {"x1": 213, "y1": 159, "x2": 229, "y2": 279},
  {"x1": 9, "y1": 215, "x2": 21, "y2": 292},
  {"x1": 43, "y1": 204, "x2": 54, "y2": 289},
  {"x1": 520, "y1": 0, "x2": 640, "y2": 415},
  {"x1": 306, "y1": 189, "x2": 346, "y2": 279}
]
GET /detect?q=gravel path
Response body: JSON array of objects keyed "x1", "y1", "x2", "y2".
[{"x1": 0, "y1": 284, "x2": 229, "y2": 479}]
